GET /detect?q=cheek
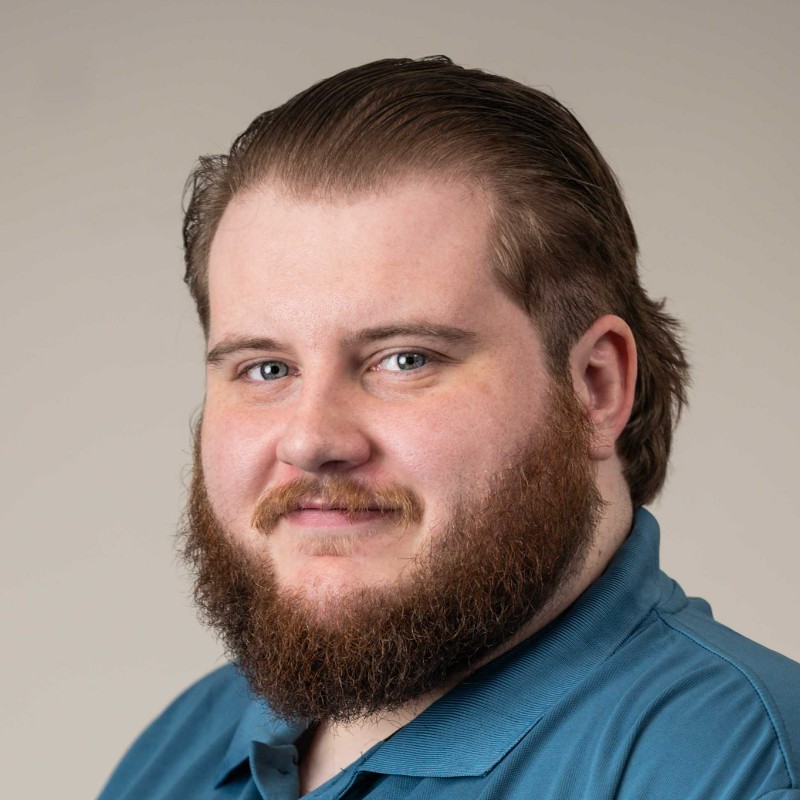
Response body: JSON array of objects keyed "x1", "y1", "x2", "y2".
[
  {"x1": 200, "y1": 401, "x2": 278, "y2": 524},
  {"x1": 380, "y1": 382, "x2": 537, "y2": 504}
]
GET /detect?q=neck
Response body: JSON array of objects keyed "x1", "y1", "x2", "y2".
[
  {"x1": 299, "y1": 468, "x2": 633, "y2": 795},
  {"x1": 298, "y1": 695, "x2": 436, "y2": 795}
]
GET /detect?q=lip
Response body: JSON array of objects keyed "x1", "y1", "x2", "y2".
[
  {"x1": 285, "y1": 506, "x2": 394, "y2": 528},
  {"x1": 295, "y1": 499, "x2": 352, "y2": 511}
]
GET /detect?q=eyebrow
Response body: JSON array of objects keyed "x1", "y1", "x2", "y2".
[
  {"x1": 341, "y1": 322, "x2": 479, "y2": 348},
  {"x1": 207, "y1": 336, "x2": 287, "y2": 365},
  {"x1": 206, "y1": 323, "x2": 479, "y2": 365}
]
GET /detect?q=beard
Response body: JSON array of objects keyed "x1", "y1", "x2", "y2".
[{"x1": 179, "y1": 381, "x2": 603, "y2": 723}]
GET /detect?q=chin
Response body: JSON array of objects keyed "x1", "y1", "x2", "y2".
[{"x1": 275, "y1": 555, "x2": 397, "y2": 603}]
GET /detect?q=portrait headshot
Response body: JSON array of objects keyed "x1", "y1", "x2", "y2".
[{"x1": 1, "y1": 2, "x2": 798, "y2": 799}]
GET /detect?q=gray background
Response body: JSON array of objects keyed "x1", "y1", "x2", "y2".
[{"x1": 1, "y1": 1, "x2": 797, "y2": 797}]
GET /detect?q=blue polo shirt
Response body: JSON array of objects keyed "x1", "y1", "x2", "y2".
[{"x1": 98, "y1": 509, "x2": 800, "y2": 799}]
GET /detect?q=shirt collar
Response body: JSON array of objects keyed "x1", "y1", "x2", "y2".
[
  {"x1": 213, "y1": 696, "x2": 308, "y2": 787},
  {"x1": 216, "y1": 507, "x2": 665, "y2": 784}
]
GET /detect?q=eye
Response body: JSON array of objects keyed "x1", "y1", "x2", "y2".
[
  {"x1": 377, "y1": 352, "x2": 429, "y2": 372},
  {"x1": 245, "y1": 361, "x2": 290, "y2": 381}
]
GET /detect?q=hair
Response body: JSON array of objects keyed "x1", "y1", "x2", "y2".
[{"x1": 182, "y1": 56, "x2": 689, "y2": 507}]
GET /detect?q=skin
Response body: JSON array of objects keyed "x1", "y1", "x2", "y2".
[{"x1": 202, "y1": 177, "x2": 637, "y2": 794}]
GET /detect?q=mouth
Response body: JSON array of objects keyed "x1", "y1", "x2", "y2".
[
  {"x1": 250, "y1": 478, "x2": 423, "y2": 536},
  {"x1": 285, "y1": 499, "x2": 397, "y2": 529}
]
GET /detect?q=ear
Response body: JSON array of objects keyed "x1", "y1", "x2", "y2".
[{"x1": 569, "y1": 315, "x2": 637, "y2": 462}]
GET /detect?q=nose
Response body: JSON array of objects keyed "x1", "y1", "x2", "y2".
[{"x1": 275, "y1": 382, "x2": 372, "y2": 474}]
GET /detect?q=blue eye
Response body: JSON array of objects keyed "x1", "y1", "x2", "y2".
[
  {"x1": 380, "y1": 352, "x2": 428, "y2": 371},
  {"x1": 246, "y1": 361, "x2": 290, "y2": 381}
]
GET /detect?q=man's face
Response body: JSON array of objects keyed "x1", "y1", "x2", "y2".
[
  {"x1": 202, "y1": 179, "x2": 560, "y2": 602},
  {"x1": 190, "y1": 178, "x2": 601, "y2": 720}
]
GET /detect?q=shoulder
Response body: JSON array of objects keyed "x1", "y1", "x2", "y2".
[
  {"x1": 659, "y1": 594, "x2": 800, "y2": 768},
  {"x1": 125, "y1": 662, "x2": 252, "y2": 744},
  {"x1": 97, "y1": 663, "x2": 252, "y2": 800},
  {"x1": 154, "y1": 661, "x2": 251, "y2": 721},
  {"x1": 600, "y1": 592, "x2": 800, "y2": 798},
  {"x1": 501, "y1": 593, "x2": 800, "y2": 799}
]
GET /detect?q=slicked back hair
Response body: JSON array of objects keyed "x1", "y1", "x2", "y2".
[{"x1": 183, "y1": 56, "x2": 689, "y2": 507}]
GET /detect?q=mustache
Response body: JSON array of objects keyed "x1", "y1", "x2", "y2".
[{"x1": 251, "y1": 476, "x2": 424, "y2": 534}]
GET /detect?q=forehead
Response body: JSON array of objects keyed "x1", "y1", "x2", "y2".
[{"x1": 206, "y1": 178, "x2": 518, "y2": 344}]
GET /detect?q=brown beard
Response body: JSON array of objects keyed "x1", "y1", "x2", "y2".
[{"x1": 179, "y1": 381, "x2": 602, "y2": 723}]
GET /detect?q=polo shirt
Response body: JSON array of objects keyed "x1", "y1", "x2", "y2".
[{"x1": 98, "y1": 509, "x2": 800, "y2": 799}]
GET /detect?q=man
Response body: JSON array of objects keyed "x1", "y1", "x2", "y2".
[{"x1": 99, "y1": 57, "x2": 800, "y2": 799}]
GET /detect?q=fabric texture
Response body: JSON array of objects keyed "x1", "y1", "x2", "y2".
[{"x1": 98, "y1": 509, "x2": 800, "y2": 799}]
